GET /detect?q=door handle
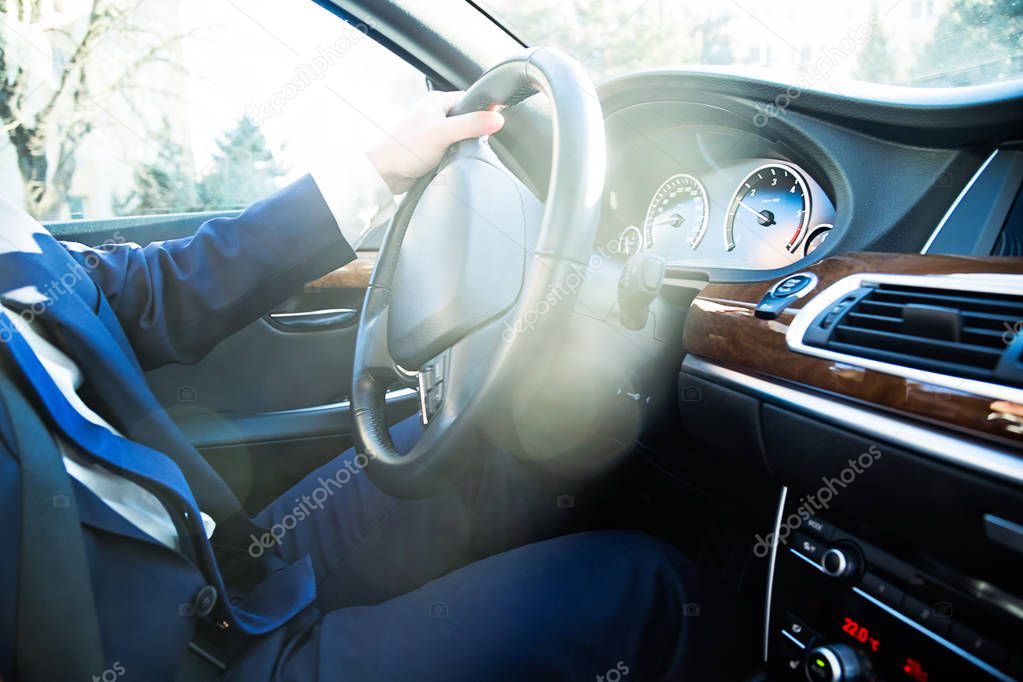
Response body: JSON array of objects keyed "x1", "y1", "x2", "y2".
[{"x1": 267, "y1": 308, "x2": 358, "y2": 331}]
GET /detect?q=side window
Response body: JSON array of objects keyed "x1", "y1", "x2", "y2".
[{"x1": 0, "y1": 0, "x2": 426, "y2": 221}]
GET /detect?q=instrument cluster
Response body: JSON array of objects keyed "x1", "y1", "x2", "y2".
[{"x1": 603, "y1": 126, "x2": 837, "y2": 271}]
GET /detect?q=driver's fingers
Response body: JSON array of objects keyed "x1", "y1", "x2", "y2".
[
  {"x1": 435, "y1": 90, "x2": 467, "y2": 113},
  {"x1": 434, "y1": 110, "x2": 505, "y2": 146}
]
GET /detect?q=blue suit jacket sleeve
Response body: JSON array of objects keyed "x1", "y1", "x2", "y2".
[{"x1": 65, "y1": 175, "x2": 357, "y2": 370}]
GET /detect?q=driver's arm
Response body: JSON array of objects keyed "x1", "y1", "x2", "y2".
[{"x1": 63, "y1": 92, "x2": 503, "y2": 370}]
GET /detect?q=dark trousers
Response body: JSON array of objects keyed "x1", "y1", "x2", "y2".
[{"x1": 242, "y1": 416, "x2": 709, "y2": 681}]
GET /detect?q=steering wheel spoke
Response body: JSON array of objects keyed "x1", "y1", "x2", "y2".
[{"x1": 356, "y1": 286, "x2": 418, "y2": 389}]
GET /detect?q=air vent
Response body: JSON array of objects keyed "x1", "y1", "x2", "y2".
[{"x1": 801, "y1": 280, "x2": 1023, "y2": 388}]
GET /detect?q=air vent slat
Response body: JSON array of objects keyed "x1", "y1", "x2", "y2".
[
  {"x1": 857, "y1": 300, "x2": 903, "y2": 315},
  {"x1": 962, "y1": 327, "x2": 1010, "y2": 348},
  {"x1": 833, "y1": 325, "x2": 1002, "y2": 368},
  {"x1": 840, "y1": 314, "x2": 1008, "y2": 350},
  {"x1": 805, "y1": 281, "x2": 1023, "y2": 388},
  {"x1": 871, "y1": 285, "x2": 1023, "y2": 317},
  {"x1": 828, "y1": 342, "x2": 996, "y2": 382},
  {"x1": 960, "y1": 310, "x2": 1021, "y2": 328}
]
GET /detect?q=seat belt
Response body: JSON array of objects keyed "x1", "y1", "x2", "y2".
[
  {"x1": 1, "y1": 362, "x2": 226, "y2": 681},
  {"x1": 0, "y1": 366, "x2": 107, "y2": 681}
]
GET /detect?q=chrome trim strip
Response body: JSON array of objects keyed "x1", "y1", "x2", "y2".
[
  {"x1": 682, "y1": 356, "x2": 1023, "y2": 487},
  {"x1": 785, "y1": 272, "x2": 1023, "y2": 405},
  {"x1": 780, "y1": 629, "x2": 806, "y2": 650},
  {"x1": 789, "y1": 546, "x2": 825, "y2": 573},
  {"x1": 763, "y1": 485, "x2": 789, "y2": 662},
  {"x1": 662, "y1": 275, "x2": 708, "y2": 291},
  {"x1": 268, "y1": 308, "x2": 356, "y2": 319},
  {"x1": 417, "y1": 372, "x2": 431, "y2": 426},
  {"x1": 852, "y1": 587, "x2": 1014, "y2": 682},
  {"x1": 983, "y1": 513, "x2": 1023, "y2": 555},
  {"x1": 921, "y1": 149, "x2": 999, "y2": 254}
]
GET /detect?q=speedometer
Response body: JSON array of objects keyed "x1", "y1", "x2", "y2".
[
  {"x1": 644, "y1": 173, "x2": 709, "y2": 252},
  {"x1": 725, "y1": 164, "x2": 810, "y2": 256}
]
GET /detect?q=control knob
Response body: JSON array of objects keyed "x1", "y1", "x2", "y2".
[
  {"x1": 805, "y1": 643, "x2": 870, "y2": 682},
  {"x1": 821, "y1": 544, "x2": 859, "y2": 580}
]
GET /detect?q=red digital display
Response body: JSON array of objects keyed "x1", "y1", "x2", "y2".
[
  {"x1": 841, "y1": 616, "x2": 880, "y2": 652},
  {"x1": 902, "y1": 657, "x2": 929, "y2": 681}
]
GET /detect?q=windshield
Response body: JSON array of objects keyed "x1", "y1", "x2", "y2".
[{"x1": 475, "y1": 0, "x2": 1023, "y2": 89}]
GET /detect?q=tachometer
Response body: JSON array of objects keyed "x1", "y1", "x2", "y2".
[
  {"x1": 725, "y1": 164, "x2": 810, "y2": 256},
  {"x1": 644, "y1": 173, "x2": 709, "y2": 251}
]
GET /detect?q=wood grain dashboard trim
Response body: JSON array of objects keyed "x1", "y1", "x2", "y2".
[
  {"x1": 682, "y1": 252, "x2": 1023, "y2": 449},
  {"x1": 306, "y1": 251, "x2": 377, "y2": 290}
]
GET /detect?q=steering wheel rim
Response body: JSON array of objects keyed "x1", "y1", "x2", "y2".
[{"x1": 352, "y1": 47, "x2": 606, "y2": 498}]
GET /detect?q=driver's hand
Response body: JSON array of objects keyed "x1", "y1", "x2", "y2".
[{"x1": 367, "y1": 91, "x2": 505, "y2": 195}]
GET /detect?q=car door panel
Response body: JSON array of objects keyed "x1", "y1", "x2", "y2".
[{"x1": 48, "y1": 213, "x2": 416, "y2": 512}]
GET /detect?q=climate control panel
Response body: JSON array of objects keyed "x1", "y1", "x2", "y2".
[{"x1": 768, "y1": 517, "x2": 1021, "y2": 681}]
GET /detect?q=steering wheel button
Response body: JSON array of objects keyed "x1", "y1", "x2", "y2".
[{"x1": 427, "y1": 387, "x2": 444, "y2": 415}]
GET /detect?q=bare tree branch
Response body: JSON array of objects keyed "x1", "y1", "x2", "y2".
[{"x1": 0, "y1": 0, "x2": 192, "y2": 217}]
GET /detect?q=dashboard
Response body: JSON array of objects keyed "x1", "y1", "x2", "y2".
[
  {"x1": 578, "y1": 71, "x2": 1023, "y2": 682},
  {"x1": 601, "y1": 122, "x2": 836, "y2": 271}
]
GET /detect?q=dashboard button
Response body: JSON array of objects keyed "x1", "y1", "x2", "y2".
[
  {"x1": 792, "y1": 532, "x2": 824, "y2": 562},
  {"x1": 803, "y1": 517, "x2": 835, "y2": 540},
  {"x1": 902, "y1": 596, "x2": 950, "y2": 637},
  {"x1": 778, "y1": 638, "x2": 805, "y2": 676},
  {"x1": 774, "y1": 274, "x2": 812, "y2": 296},
  {"x1": 951, "y1": 623, "x2": 1008, "y2": 667},
  {"x1": 755, "y1": 272, "x2": 819, "y2": 320},
  {"x1": 754, "y1": 295, "x2": 794, "y2": 320},
  {"x1": 781, "y1": 612, "x2": 817, "y2": 646},
  {"x1": 859, "y1": 573, "x2": 904, "y2": 609}
]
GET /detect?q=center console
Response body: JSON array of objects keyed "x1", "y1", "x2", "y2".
[
  {"x1": 673, "y1": 252, "x2": 1023, "y2": 681},
  {"x1": 767, "y1": 512, "x2": 1021, "y2": 681}
]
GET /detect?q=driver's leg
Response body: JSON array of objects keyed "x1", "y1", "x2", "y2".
[
  {"x1": 273, "y1": 530, "x2": 711, "y2": 682},
  {"x1": 254, "y1": 414, "x2": 596, "y2": 612}
]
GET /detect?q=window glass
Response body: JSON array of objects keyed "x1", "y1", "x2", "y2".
[
  {"x1": 476, "y1": 0, "x2": 1023, "y2": 89},
  {"x1": 0, "y1": 0, "x2": 426, "y2": 220}
]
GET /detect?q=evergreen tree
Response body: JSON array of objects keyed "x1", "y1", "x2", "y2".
[
  {"x1": 115, "y1": 118, "x2": 199, "y2": 216},
  {"x1": 911, "y1": 0, "x2": 1023, "y2": 86},
  {"x1": 854, "y1": 6, "x2": 898, "y2": 83},
  {"x1": 696, "y1": 15, "x2": 735, "y2": 66},
  {"x1": 197, "y1": 117, "x2": 286, "y2": 210}
]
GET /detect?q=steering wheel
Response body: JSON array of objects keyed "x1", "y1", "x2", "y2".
[{"x1": 351, "y1": 47, "x2": 606, "y2": 498}]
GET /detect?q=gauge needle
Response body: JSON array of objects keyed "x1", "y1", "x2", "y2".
[
  {"x1": 652, "y1": 213, "x2": 685, "y2": 227},
  {"x1": 737, "y1": 201, "x2": 775, "y2": 226}
]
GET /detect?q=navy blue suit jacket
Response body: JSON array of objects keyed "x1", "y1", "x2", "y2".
[{"x1": 0, "y1": 175, "x2": 356, "y2": 681}]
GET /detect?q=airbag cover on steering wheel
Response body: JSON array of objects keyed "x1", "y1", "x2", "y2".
[{"x1": 386, "y1": 143, "x2": 534, "y2": 370}]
